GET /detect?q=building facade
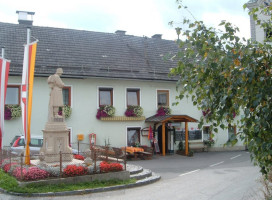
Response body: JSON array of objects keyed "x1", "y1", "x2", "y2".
[{"x1": 0, "y1": 18, "x2": 244, "y2": 152}]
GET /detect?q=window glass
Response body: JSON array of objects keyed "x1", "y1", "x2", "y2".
[
  {"x1": 62, "y1": 88, "x2": 70, "y2": 106},
  {"x1": 228, "y1": 125, "x2": 236, "y2": 140},
  {"x1": 127, "y1": 128, "x2": 141, "y2": 146},
  {"x1": 203, "y1": 126, "x2": 211, "y2": 140},
  {"x1": 127, "y1": 89, "x2": 139, "y2": 106},
  {"x1": 99, "y1": 88, "x2": 112, "y2": 106},
  {"x1": 6, "y1": 87, "x2": 19, "y2": 105},
  {"x1": 157, "y1": 90, "x2": 169, "y2": 106},
  {"x1": 18, "y1": 139, "x2": 25, "y2": 146}
]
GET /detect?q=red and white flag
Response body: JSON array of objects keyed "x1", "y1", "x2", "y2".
[
  {"x1": 0, "y1": 57, "x2": 10, "y2": 149},
  {"x1": 21, "y1": 41, "x2": 38, "y2": 164}
]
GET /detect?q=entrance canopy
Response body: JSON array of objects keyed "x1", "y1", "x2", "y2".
[
  {"x1": 145, "y1": 114, "x2": 198, "y2": 123},
  {"x1": 145, "y1": 114, "x2": 198, "y2": 156}
]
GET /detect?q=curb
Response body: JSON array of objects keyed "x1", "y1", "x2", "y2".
[{"x1": 0, "y1": 173, "x2": 161, "y2": 197}]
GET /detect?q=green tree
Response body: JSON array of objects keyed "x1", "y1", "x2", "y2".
[{"x1": 170, "y1": 1, "x2": 272, "y2": 174}]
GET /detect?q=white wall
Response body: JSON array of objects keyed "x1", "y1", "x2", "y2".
[{"x1": 4, "y1": 75, "x2": 244, "y2": 150}]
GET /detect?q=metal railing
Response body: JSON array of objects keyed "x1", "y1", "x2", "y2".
[{"x1": 0, "y1": 144, "x2": 126, "y2": 181}]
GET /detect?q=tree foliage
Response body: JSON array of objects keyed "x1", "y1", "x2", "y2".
[{"x1": 170, "y1": 2, "x2": 272, "y2": 174}]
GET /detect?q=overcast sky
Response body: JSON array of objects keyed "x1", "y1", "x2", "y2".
[{"x1": 0, "y1": 0, "x2": 251, "y2": 40}]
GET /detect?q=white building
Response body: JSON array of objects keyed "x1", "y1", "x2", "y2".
[
  {"x1": 247, "y1": 0, "x2": 272, "y2": 43},
  {"x1": 0, "y1": 13, "x2": 245, "y2": 154}
]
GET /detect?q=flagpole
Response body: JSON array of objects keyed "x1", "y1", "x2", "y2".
[
  {"x1": 1, "y1": 47, "x2": 4, "y2": 58},
  {"x1": 0, "y1": 47, "x2": 5, "y2": 150},
  {"x1": 24, "y1": 27, "x2": 31, "y2": 164}
]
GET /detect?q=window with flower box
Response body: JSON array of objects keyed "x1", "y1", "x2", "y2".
[
  {"x1": 157, "y1": 90, "x2": 169, "y2": 107},
  {"x1": 127, "y1": 127, "x2": 141, "y2": 146},
  {"x1": 99, "y1": 88, "x2": 113, "y2": 106},
  {"x1": 127, "y1": 88, "x2": 140, "y2": 106},
  {"x1": 6, "y1": 85, "x2": 20, "y2": 105}
]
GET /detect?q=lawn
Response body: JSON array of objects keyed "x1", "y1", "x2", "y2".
[{"x1": 0, "y1": 169, "x2": 136, "y2": 194}]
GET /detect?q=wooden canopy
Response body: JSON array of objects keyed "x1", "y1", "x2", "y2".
[
  {"x1": 145, "y1": 115, "x2": 198, "y2": 156},
  {"x1": 145, "y1": 115, "x2": 198, "y2": 123}
]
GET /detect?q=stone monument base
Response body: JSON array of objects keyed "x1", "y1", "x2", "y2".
[{"x1": 40, "y1": 121, "x2": 73, "y2": 163}]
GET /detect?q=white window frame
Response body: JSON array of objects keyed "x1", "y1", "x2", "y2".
[
  {"x1": 156, "y1": 89, "x2": 170, "y2": 109},
  {"x1": 63, "y1": 85, "x2": 73, "y2": 108},
  {"x1": 125, "y1": 87, "x2": 141, "y2": 108},
  {"x1": 97, "y1": 86, "x2": 114, "y2": 108},
  {"x1": 126, "y1": 126, "x2": 142, "y2": 146}
]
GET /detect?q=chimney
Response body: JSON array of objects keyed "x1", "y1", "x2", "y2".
[
  {"x1": 16, "y1": 11, "x2": 35, "y2": 25},
  {"x1": 152, "y1": 34, "x2": 162, "y2": 39},
  {"x1": 115, "y1": 30, "x2": 126, "y2": 36}
]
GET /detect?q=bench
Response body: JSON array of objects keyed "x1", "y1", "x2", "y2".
[{"x1": 189, "y1": 142, "x2": 206, "y2": 152}]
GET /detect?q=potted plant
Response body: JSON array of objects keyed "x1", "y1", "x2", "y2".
[
  {"x1": 4, "y1": 105, "x2": 21, "y2": 120},
  {"x1": 176, "y1": 141, "x2": 185, "y2": 155},
  {"x1": 96, "y1": 105, "x2": 115, "y2": 119},
  {"x1": 125, "y1": 105, "x2": 143, "y2": 117},
  {"x1": 203, "y1": 138, "x2": 215, "y2": 150},
  {"x1": 58, "y1": 105, "x2": 72, "y2": 119},
  {"x1": 156, "y1": 106, "x2": 171, "y2": 116}
]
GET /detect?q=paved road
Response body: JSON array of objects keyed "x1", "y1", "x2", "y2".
[{"x1": 0, "y1": 151, "x2": 264, "y2": 200}]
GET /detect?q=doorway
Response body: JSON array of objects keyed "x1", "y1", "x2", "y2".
[{"x1": 157, "y1": 125, "x2": 169, "y2": 154}]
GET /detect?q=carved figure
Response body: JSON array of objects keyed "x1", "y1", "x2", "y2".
[{"x1": 48, "y1": 68, "x2": 64, "y2": 121}]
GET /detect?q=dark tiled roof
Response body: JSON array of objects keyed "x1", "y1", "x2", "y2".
[
  {"x1": 0, "y1": 22, "x2": 179, "y2": 81},
  {"x1": 145, "y1": 115, "x2": 198, "y2": 123}
]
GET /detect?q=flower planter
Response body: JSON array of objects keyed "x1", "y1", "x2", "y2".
[
  {"x1": 17, "y1": 170, "x2": 130, "y2": 187},
  {"x1": 100, "y1": 116, "x2": 146, "y2": 121}
]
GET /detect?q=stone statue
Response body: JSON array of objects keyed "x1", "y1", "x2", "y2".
[
  {"x1": 48, "y1": 68, "x2": 64, "y2": 121},
  {"x1": 41, "y1": 67, "x2": 73, "y2": 163}
]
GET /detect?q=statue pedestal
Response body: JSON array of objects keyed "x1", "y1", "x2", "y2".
[{"x1": 40, "y1": 121, "x2": 73, "y2": 163}]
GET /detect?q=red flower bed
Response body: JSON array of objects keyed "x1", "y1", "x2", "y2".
[
  {"x1": 73, "y1": 154, "x2": 85, "y2": 160},
  {"x1": 63, "y1": 165, "x2": 88, "y2": 177},
  {"x1": 3, "y1": 163, "x2": 17, "y2": 173},
  {"x1": 100, "y1": 161, "x2": 123, "y2": 173}
]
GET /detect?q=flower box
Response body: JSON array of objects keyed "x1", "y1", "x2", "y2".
[{"x1": 100, "y1": 116, "x2": 146, "y2": 121}]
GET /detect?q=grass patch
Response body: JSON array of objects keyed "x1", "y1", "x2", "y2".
[{"x1": 0, "y1": 169, "x2": 136, "y2": 194}]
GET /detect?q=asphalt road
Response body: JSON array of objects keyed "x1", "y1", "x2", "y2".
[{"x1": 0, "y1": 151, "x2": 264, "y2": 200}]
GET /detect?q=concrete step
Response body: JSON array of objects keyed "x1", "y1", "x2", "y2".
[
  {"x1": 130, "y1": 168, "x2": 152, "y2": 180},
  {"x1": 126, "y1": 164, "x2": 143, "y2": 175},
  {"x1": 135, "y1": 172, "x2": 161, "y2": 185}
]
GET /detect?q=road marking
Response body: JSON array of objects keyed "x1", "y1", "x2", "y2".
[
  {"x1": 210, "y1": 161, "x2": 224, "y2": 167},
  {"x1": 179, "y1": 169, "x2": 200, "y2": 177},
  {"x1": 230, "y1": 154, "x2": 241, "y2": 160}
]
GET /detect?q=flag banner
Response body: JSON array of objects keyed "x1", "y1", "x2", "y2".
[
  {"x1": 21, "y1": 41, "x2": 38, "y2": 164},
  {"x1": 0, "y1": 58, "x2": 10, "y2": 149}
]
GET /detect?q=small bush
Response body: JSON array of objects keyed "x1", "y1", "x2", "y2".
[
  {"x1": 24, "y1": 167, "x2": 50, "y2": 181},
  {"x1": 100, "y1": 161, "x2": 123, "y2": 173},
  {"x1": 73, "y1": 154, "x2": 85, "y2": 160},
  {"x1": 63, "y1": 165, "x2": 88, "y2": 177},
  {"x1": 12, "y1": 167, "x2": 27, "y2": 180},
  {"x1": 3, "y1": 163, "x2": 17, "y2": 173}
]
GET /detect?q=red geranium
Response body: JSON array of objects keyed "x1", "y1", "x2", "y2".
[
  {"x1": 73, "y1": 154, "x2": 85, "y2": 160},
  {"x1": 63, "y1": 165, "x2": 88, "y2": 177}
]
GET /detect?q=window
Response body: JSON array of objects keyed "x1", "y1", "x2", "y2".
[
  {"x1": 203, "y1": 126, "x2": 211, "y2": 141},
  {"x1": 266, "y1": 29, "x2": 272, "y2": 39},
  {"x1": 127, "y1": 88, "x2": 140, "y2": 106},
  {"x1": 6, "y1": 85, "x2": 20, "y2": 105},
  {"x1": 127, "y1": 127, "x2": 141, "y2": 146},
  {"x1": 157, "y1": 90, "x2": 169, "y2": 107},
  {"x1": 63, "y1": 86, "x2": 71, "y2": 106},
  {"x1": 228, "y1": 125, "x2": 236, "y2": 141},
  {"x1": 99, "y1": 88, "x2": 113, "y2": 106}
]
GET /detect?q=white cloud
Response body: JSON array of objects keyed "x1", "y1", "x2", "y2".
[{"x1": 0, "y1": 0, "x2": 251, "y2": 40}]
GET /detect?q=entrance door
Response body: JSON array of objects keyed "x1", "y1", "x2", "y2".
[{"x1": 157, "y1": 125, "x2": 168, "y2": 154}]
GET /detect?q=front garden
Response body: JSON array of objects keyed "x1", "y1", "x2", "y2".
[{"x1": 0, "y1": 144, "x2": 134, "y2": 194}]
